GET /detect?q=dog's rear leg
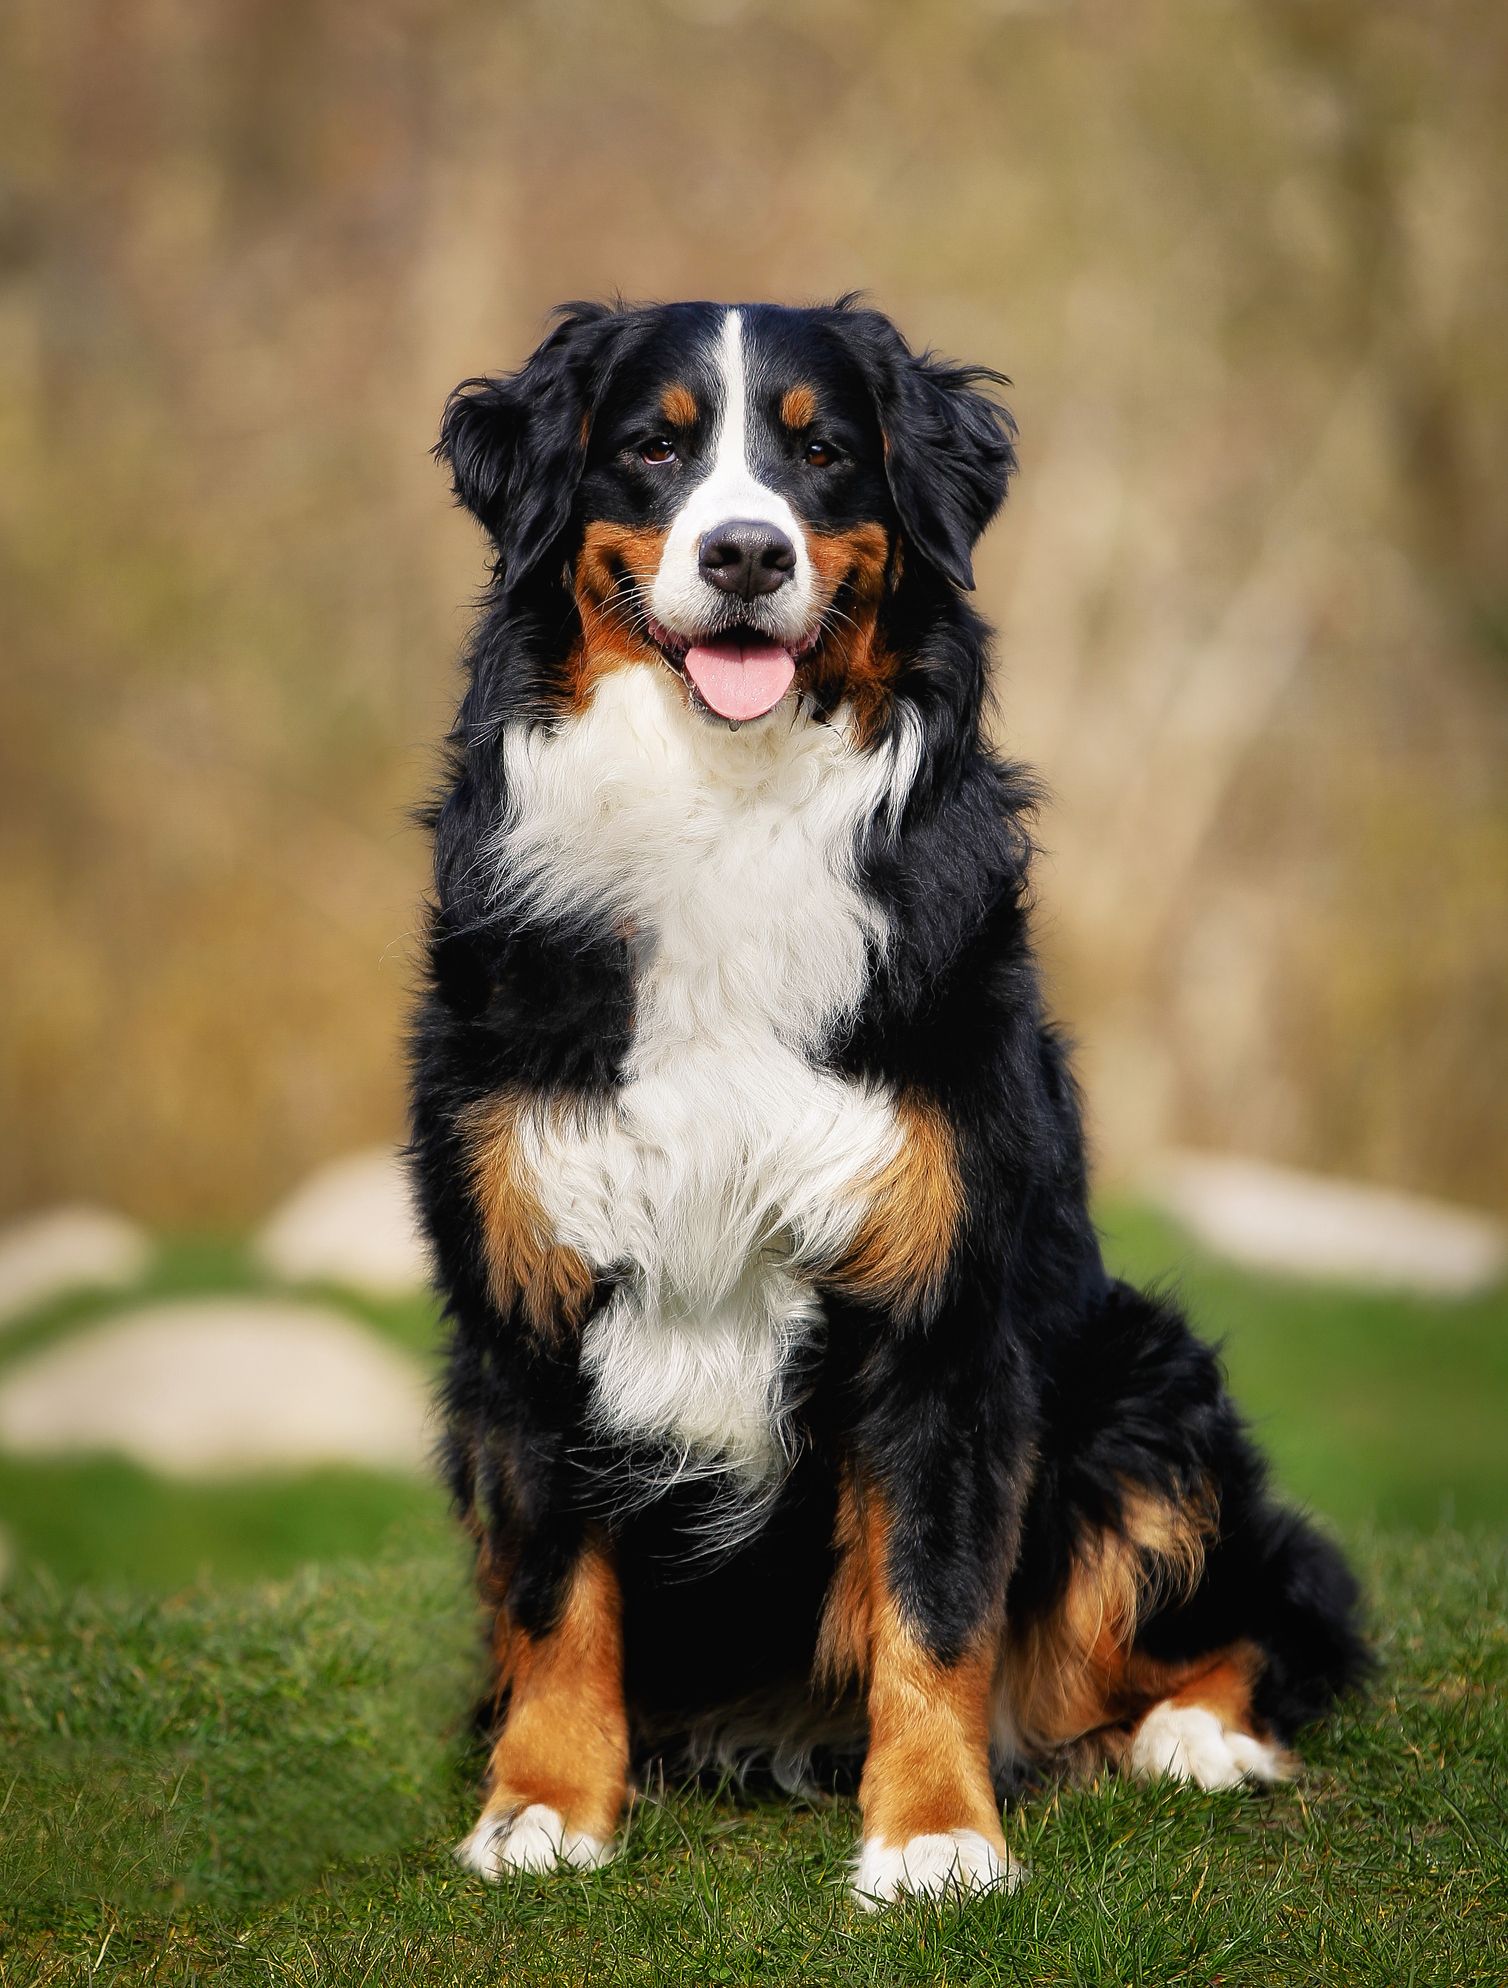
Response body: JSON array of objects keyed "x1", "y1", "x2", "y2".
[
  {"x1": 1004, "y1": 1279, "x2": 1367, "y2": 1791},
  {"x1": 1126, "y1": 1643, "x2": 1290, "y2": 1789},
  {"x1": 457, "y1": 1536, "x2": 628, "y2": 1878},
  {"x1": 1124, "y1": 1502, "x2": 1367, "y2": 1790}
]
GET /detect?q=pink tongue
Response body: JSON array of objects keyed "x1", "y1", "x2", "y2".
[{"x1": 683, "y1": 638, "x2": 796, "y2": 721}]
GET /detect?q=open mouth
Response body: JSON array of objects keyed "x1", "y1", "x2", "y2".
[{"x1": 645, "y1": 616, "x2": 820, "y2": 724}]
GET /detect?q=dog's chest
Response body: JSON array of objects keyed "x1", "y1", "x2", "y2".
[{"x1": 496, "y1": 667, "x2": 903, "y2": 1473}]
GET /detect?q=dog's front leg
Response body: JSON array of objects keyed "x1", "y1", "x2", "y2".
[
  {"x1": 826, "y1": 1462, "x2": 1023, "y2": 1908},
  {"x1": 821, "y1": 1101, "x2": 1030, "y2": 1906},
  {"x1": 437, "y1": 1089, "x2": 629, "y2": 1877},
  {"x1": 458, "y1": 1534, "x2": 628, "y2": 1879}
]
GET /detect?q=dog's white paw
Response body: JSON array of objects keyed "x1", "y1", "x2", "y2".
[
  {"x1": 852, "y1": 1828, "x2": 1023, "y2": 1909},
  {"x1": 1129, "y1": 1702, "x2": 1287, "y2": 1791},
  {"x1": 456, "y1": 1803, "x2": 615, "y2": 1879}
]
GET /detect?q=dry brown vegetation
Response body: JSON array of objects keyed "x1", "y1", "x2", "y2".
[{"x1": 3, "y1": 0, "x2": 1505, "y2": 1224}]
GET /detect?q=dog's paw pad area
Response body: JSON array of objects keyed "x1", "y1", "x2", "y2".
[
  {"x1": 851, "y1": 1828, "x2": 1024, "y2": 1909},
  {"x1": 1128, "y1": 1702, "x2": 1288, "y2": 1791},
  {"x1": 455, "y1": 1804, "x2": 615, "y2": 1880}
]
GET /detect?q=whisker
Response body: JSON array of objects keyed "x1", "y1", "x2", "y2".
[
  {"x1": 819, "y1": 603, "x2": 863, "y2": 639},
  {"x1": 600, "y1": 573, "x2": 656, "y2": 640}
]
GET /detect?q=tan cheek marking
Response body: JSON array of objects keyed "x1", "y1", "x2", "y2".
[
  {"x1": 834, "y1": 1487, "x2": 1005, "y2": 1848},
  {"x1": 480, "y1": 1540, "x2": 630, "y2": 1843},
  {"x1": 806, "y1": 521, "x2": 892, "y2": 600},
  {"x1": 1004, "y1": 1483, "x2": 1220, "y2": 1750},
  {"x1": 781, "y1": 383, "x2": 818, "y2": 430},
  {"x1": 460, "y1": 1093, "x2": 596, "y2": 1341},
  {"x1": 829, "y1": 1092, "x2": 962, "y2": 1317},
  {"x1": 660, "y1": 382, "x2": 698, "y2": 429},
  {"x1": 565, "y1": 520, "x2": 671, "y2": 711},
  {"x1": 574, "y1": 519, "x2": 667, "y2": 601},
  {"x1": 804, "y1": 523, "x2": 897, "y2": 746}
]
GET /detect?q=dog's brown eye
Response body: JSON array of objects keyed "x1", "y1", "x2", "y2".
[
  {"x1": 804, "y1": 439, "x2": 838, "y2": 467},
  {"x1": 641, "y1": 437, "x2": 677, "y2": 465}
]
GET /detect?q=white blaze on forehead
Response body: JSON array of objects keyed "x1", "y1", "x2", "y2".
[{"x1": 648, "y1": 309, "x2": 816, "y2": 640}]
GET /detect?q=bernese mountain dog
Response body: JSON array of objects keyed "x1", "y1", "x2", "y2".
[{"x1": 408, "y1": 298, "x2": 1367, "y2": 1906}]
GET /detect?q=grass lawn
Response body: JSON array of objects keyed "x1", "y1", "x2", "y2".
[
  {"x1": 0, "y1": 1210, "x2": 1505, "y2": 1981},
  {"x1": 2, "y1": 1527, "x2": 1505, "y2": 1986}
]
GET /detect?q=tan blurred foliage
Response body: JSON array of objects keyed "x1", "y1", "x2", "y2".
[{"x1": 2, "y1": 0, "x2": 1505, "y2": 1226}]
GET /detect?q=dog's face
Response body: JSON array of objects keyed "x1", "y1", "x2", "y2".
[
  {"x1": 439, "y1": 301, "x2": 1015, "y2": 733},
  {"x1": 577, "y1": 307, "x2": 896, "y2": 725}
]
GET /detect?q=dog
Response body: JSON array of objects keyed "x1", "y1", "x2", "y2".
[{"x1": 408, "y1": 297, "x2": 1367, "y2": 1905}]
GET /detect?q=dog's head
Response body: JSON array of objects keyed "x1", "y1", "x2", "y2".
[{"x1": 438, "y1": 300, "x2": 1015, "y2": 732}]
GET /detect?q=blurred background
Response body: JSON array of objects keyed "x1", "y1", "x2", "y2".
[{"x1": 1, "y1": 0, "x2": 1505, "y2": 1589}]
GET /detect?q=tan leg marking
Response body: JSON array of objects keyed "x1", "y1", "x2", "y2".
[
  {"x1": 815, "y1": 1465, "x2": 874, "y2": 1693},
  {"x1": 480, "y1": 1541, "x2": 629, "y2": 1844},
  {"x1": 823, "y1": 1486, "x2": 1005, "y2": 1848},
  {"x1": 863, "y1": 1611, "x2": 1003, "y2": 1848},
  {"x1": 1166, "y1": 1645, "x2": 1264, "y2": 1727},
  {"x1": 828, "y1": 1092, "x2": 962, "y2": 1319},
  {"x1": 460, "y1": 1093, "x2": 595, "y2": 1341},
  {"x1": 1126, "y1": 1639, "x2": 1291, "y2": 1787},
  {"x1": 998, "y1": 1481, "x2": 1288, "y2": 1786},
  {"x1": 1005, "y1": 1482, "x2": 1217, "y2": 1752}
]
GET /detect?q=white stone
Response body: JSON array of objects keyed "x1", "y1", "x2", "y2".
[
  {"x1": 1148, "y1": 1151, "x2": 1507, "y2": 1297},
  {"x1": 0, "y1": 1206, "x2": 153, "y2": 1330},
  {"x1": 0, "y1": 1297, "x2": 430, "y2": 1475},
  {"x1": 254, "y1": 1148, "x2": 431, "y2": 1296}
]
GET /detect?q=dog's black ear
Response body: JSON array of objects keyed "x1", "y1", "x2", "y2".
[
  {"x1": 840, "y1": 305, "x2": 1016, "y2": 591},
  {"x1": 436, "y1": 302, "x2": 624, "y2": 585}
]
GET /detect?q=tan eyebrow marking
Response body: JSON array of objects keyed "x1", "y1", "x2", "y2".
[
  {"x1": 659, "y1": 382, "x2": 698, "y2": 429},
  {"x1": 781, "y1": 383, "x2": 818, "y2": 430}
]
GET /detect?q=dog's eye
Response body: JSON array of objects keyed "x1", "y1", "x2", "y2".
[
  {"x1": 640, "y1": 437, "x2": 677, "y2": 466},
  {"x1": 804, "y1": 439, "x2": 838, "y2": 468}
]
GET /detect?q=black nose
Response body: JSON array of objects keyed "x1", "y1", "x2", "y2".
[{"x1": 698, "y1": 520, "x2": 797, "y2": 600}]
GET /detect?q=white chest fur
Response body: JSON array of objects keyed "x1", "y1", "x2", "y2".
[{"x1": 490, "y1": 666, "x2": 918, "y2": 1482}]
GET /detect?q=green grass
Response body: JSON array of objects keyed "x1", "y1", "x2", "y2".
[
  {"x1": 2, "y1": 1529, "x2": 1504, "y2": 1986},
  {"x1": 0, "y1": 1454, "x2": 437, "y2": 1592},
  {"x1": 0, "y1": 1220, "x2": 1505, "y2": 1979}
]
